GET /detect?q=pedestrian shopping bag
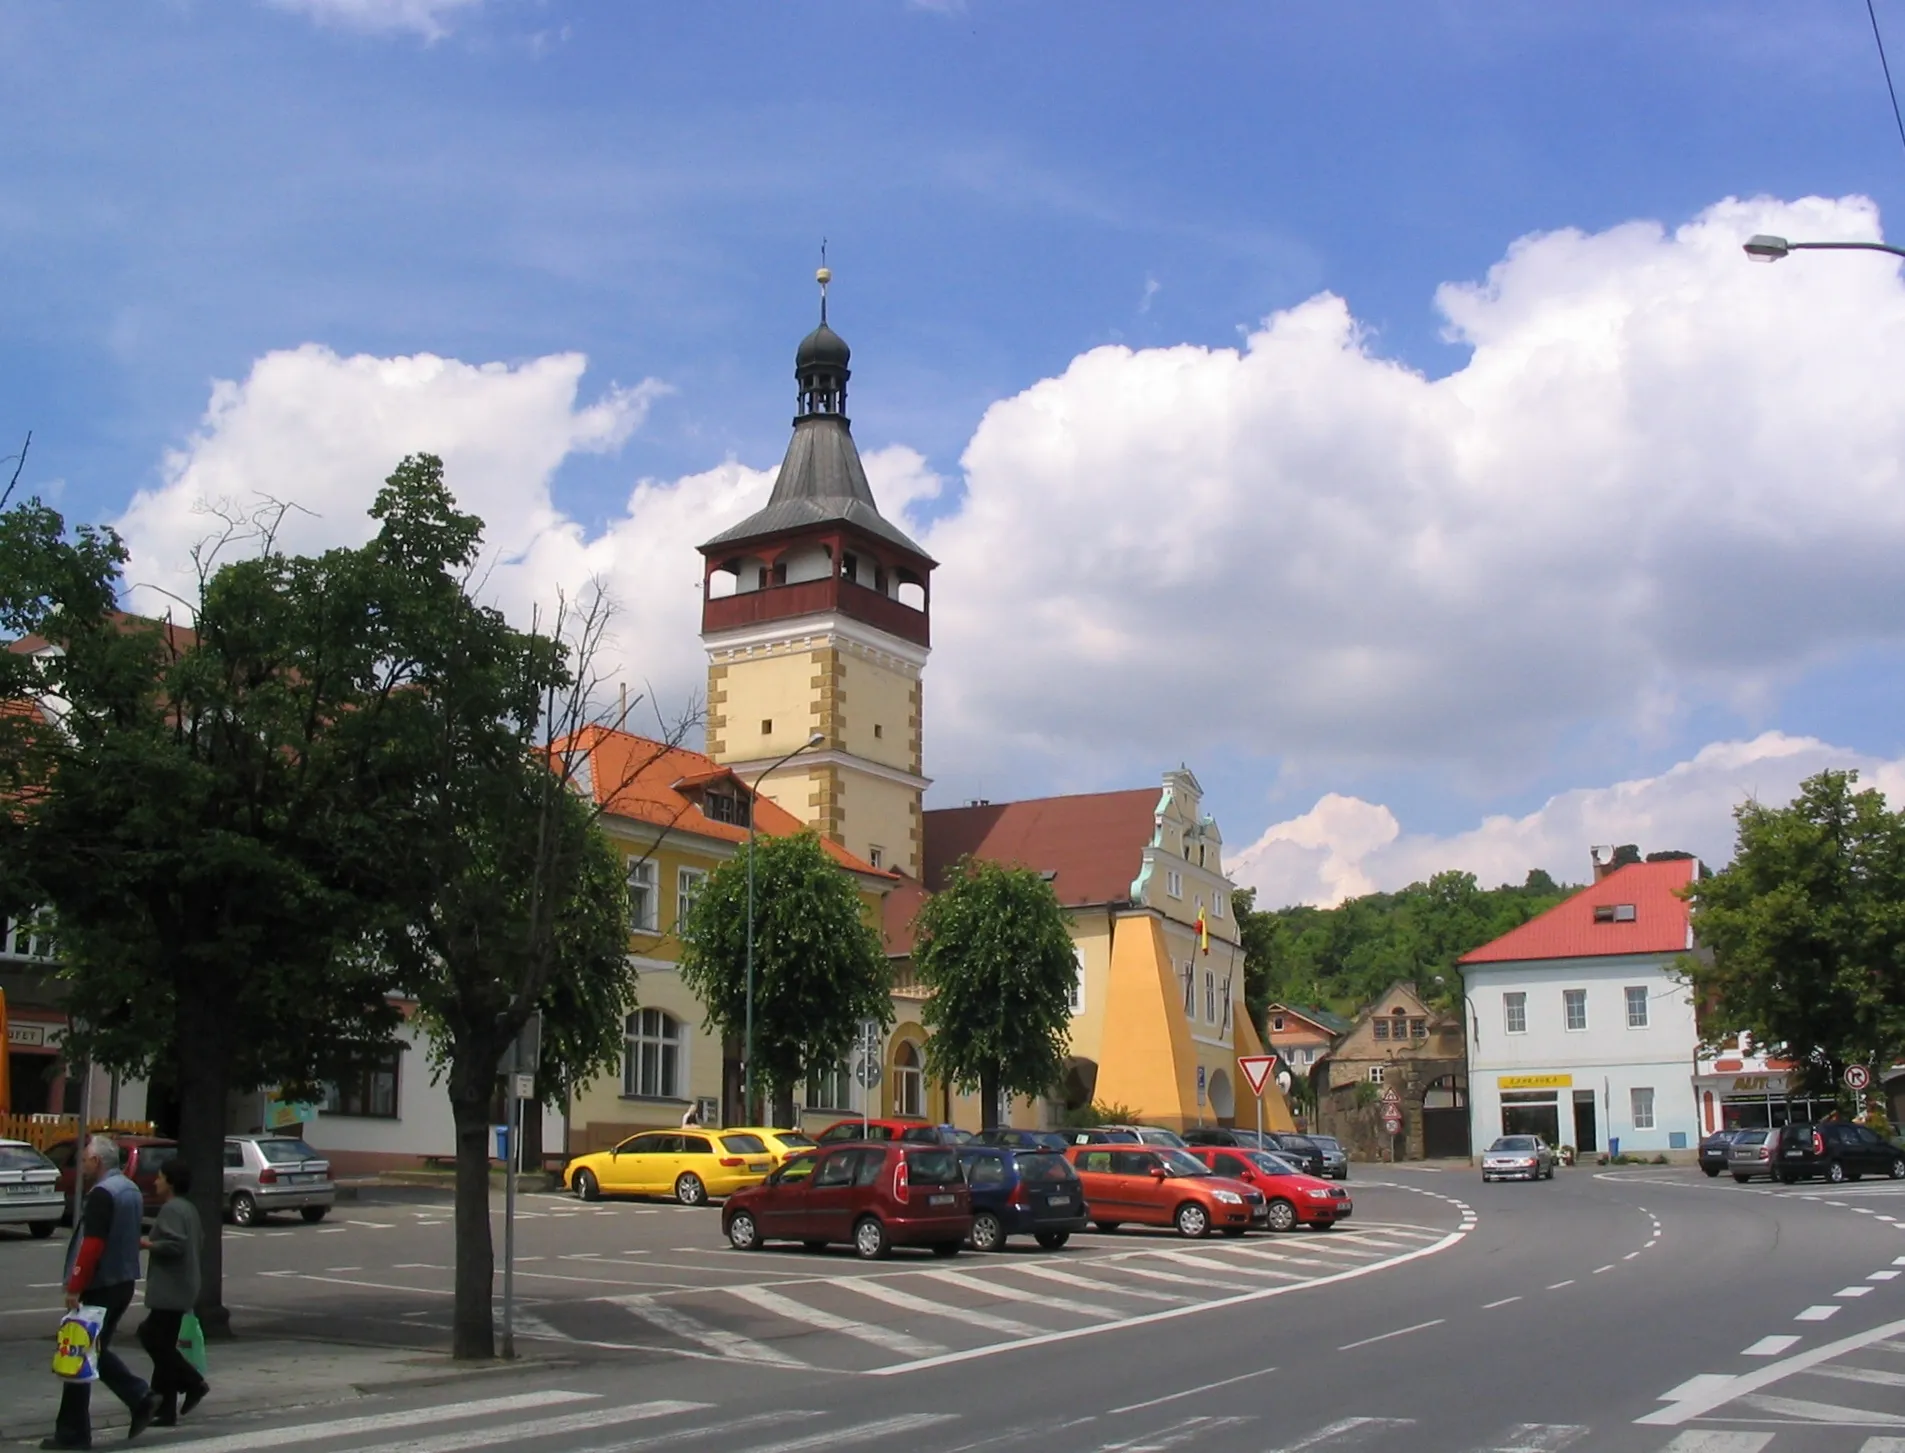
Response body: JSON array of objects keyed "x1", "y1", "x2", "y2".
[
  {"x1": 177, "y1": 1313, "x2": 207, "y2": 1375},
  {"x1": 51, "y1": 1304, "x2": 106, "y2": 1382}
]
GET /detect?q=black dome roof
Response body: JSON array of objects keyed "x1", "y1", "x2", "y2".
[{"x1": 796, "y1": 321, "x2": 851, "y2": 371}]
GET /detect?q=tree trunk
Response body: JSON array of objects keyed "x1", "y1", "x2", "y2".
[
  {"x1": 980, "y1": 1063, "x2": 1000, "y2": 1131},
  {"x1": 177, "y1": 985, "x2": 232, "y2": 1338},
  {"x1": 770, "y1": 1082, "x2": 796, "y2": 1132},
  {"x1": 450, "y1": 1054, "x2": 496, "y2": 1360}
]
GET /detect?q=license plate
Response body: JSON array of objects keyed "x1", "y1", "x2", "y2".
[
  {"x1": 928, "y1": 1193, "x2": 956, "y2": 1206},
  {"x1": 287, "y1": 1174, "x2": 313, "y2": 1184},
  {"x1": 6, "y1": 1184, "x2": 48, "y2": 1196},
  {"x1": 747, "y1": 1161, "x2": 770, "y2": 1171},
  {"x1": 1046, "y1": 1194, "x2": 1071, "y2": 1207}
]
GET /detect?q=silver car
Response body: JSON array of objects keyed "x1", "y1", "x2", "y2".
[
  {"x1": 1725, "y1": 1127, "x2": 1777, "y2": 1183},
  {"x1": 1481, "y1": 1135, "x2": 1555, "y2": 1182},
  {"x1": 1310, "y1": 1134, "x2": 1350, "y2": 1180},
  {"x1": 0, "y1": 1139, "x2": 63, "y2": 1239},
  {"x1": 223, "y1": 1134, "x2": 336, "y2": 1226}
]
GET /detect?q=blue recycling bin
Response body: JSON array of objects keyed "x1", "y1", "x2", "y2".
[
  {"x1": 1607, "y1": 1136, "x2": 1620, "y2": 1158},
  {"x1": 494, "y1": 1124, "x2": 509, "y2": 1164}
]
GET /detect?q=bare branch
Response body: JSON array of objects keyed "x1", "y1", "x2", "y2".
[{"x1": 0, "y1": 430, "x2": 29, "y2": 511}]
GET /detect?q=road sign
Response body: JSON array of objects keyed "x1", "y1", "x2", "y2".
[
  {"x1": 1238, "y1": 1055, "x2": 1278, "y2": 1097},
  {"x1": 1382, "y1": 1111, "x2": 1403, "y2": 1135},
  {"x1": 512, "y1": 1073, "x2": 535, "y2": 1102},
  {"x1": 1380, "y1": 1085, "x2": 1401, "y2": 1107},
  {"x1": 855, "y1": 1055, "x2": 882, "y2": 1089},
  {"x1": 1845, "y1": 1064, "x2": 1872, "y2": 1091}
]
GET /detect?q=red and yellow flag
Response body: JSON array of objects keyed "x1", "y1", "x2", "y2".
[{"x1": 1196, "y1": 909, "x2": 1209, "y2": 954}]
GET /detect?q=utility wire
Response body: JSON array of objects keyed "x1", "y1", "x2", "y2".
[{"x1": 1867, "y1": 0, "x2": 1905, "y2": 166}]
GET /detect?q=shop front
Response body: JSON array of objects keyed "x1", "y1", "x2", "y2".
[{"x1": 1695, "y1": 1068, "x2": 1834, "y2": 1132}]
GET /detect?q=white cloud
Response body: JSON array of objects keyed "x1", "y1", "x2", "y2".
[
  {"x1": 1230, "y1": 731, "x2": 1905, "y2": 908},
  {"x1": 265, "y1": 0, "x2": 481, "y2": 41}
]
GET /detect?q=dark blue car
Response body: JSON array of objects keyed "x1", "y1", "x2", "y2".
[{"x1": 956, "y1": 1147, "x2": 1090, "y2": 1251}]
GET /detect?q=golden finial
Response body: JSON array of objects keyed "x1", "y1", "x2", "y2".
[{"x1": 816, "y1": 240, "x2": 831, "y2": 324}]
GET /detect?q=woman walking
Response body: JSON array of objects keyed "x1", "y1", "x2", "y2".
[{"x1": 137, "y1": 1159, "x2": 208, "y2": 1426}]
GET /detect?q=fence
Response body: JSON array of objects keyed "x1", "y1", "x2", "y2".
[{"x1": 0, "y1": 1114, "x2": 155, "y2": 1152}]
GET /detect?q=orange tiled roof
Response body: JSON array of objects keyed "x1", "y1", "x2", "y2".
[{"x1": 1460, "y1": 858, "x2": 1697, "y2": 965}]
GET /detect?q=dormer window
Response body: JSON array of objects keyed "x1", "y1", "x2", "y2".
[
  {"x1": 703, "y1": 788, "x2": 751, "y2": 828},
  {"x1": 1593, "y1": 903, "x2": 1638, "y2": 923}
]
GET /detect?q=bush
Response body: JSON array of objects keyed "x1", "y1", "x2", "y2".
[
  {"x1": 1651, "y1": 1154, "x2": 1670, "y2": 1165},
  {"x1": 1063, "y1": 1100, "x2": 1144, "y2": 1129}
]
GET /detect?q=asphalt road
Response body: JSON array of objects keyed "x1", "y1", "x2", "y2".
[{"x1": 5, "y1": 1163, "x2": 1905, "y2": 1452}]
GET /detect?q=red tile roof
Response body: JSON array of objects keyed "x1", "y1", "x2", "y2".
[
  {"x1": 560, "y1": 726, "x2": 891, "y2": 881},
  {"x1": 922, "y1": 788, "x2": 1160, "y2": 906},
  {"x1": 1459, "y1": 858, "x2": 1697, "y2": 965},
  {"x1": 880, "y1": 874, "x2": 931, "y2": 956}
]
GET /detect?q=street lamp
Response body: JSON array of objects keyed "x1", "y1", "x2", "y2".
[
  {"x1": 1744, "y1": 233, "x2": 1905, "y2": 263},
  {"x1": 743, "y1": 730, "x2": 826, "y2": 1124}
]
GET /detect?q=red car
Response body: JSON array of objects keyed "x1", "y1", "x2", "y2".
[
  {"x1": 44, "y1": 1135, "x2": 178, "y2": 1220},
  {"x1": 1186, "y1": 1146, "x2": 1353, "y2": 1232},
  {"x1": 1065, "y1": 1144, "x2": 1269, "y2": 1237},
  {"x1": 812, "y1": 1118, "x2": 970, "y2": 1146},
  {"x1": 721, "y1": 1142, "x2": 973, "y2": 1259}
]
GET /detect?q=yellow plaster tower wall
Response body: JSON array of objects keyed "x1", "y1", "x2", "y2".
[{"x1": 1092, "y1": 916, "x2": 1200, "y2": 1127}]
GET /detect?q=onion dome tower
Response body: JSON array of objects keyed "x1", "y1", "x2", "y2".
[{"x1": 698, "y1": 266, "x2": 935, "y2": 876}]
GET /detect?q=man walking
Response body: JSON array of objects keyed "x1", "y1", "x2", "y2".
[
  {"x1": 137, "y1": 1158, "x2": 208, "y2": 1426},
  {"x1": 46, "y1": 1136, "x2": 156, "y2": 1450}
]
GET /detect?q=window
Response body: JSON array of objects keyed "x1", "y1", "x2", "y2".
[
  {"x1": 1167, "y1": 869, "x2": 1183, "y2": 898},
  {"x1": 1504, "y1": 992, "x2": 1527, "y2": 1035},
  {"x1": 965, "y1": 1155, "x2": 1006, "y2": 1189},
  {"x1": 1630, "y1": 1087, "x2": 1656, "y2": 1131},
  {"x1": 1201, "y1": 969, "x2": 1215, "y2": 1023},
  {"x1": 627, "y1": 858, "x2": 658, "y2": 933},
  {"x1": 1222, "y1": 985, "x2": 1232, "y2": 1035},
  {"x1": 323, "y1": 1051, "x2": 400, "y2": 1119},
  {"x1": 623, "y1": 1009, "x2": 683, "y2": 1099},
  {"x1": 1367, "y1": 1065, "x2": 1385, "y2": 1084},
  {"x1": 1563, "y1": 988, "x2": 1588, "y2": 1032},
  {"x1": 893, "y1": 1041, "x2": 924, "y2": 1119},
  {"x1": 1593, "y1": 903, "x2": 1638, "y2": 923},
  {"x1": 1625, "y1": 986, "x2": 1649, "y2": 1029},
  {"x1": 1213, "y1": 893, "x2": 1227, "y2": 919},
  {"x1": 1272, "y1": 1015, "x2": 1285, "y2": 1032},
  {"x1": 1070, "y1": 946, "x2": 1086, "y2": 1014},
  {"x1": 677, "y1": 867, "x2": 707, "y2": 930},
  {"x1": 703, "y1": 789, "x2": 750, "y2": 827},
  {"x1": 1374, "y1": 1018, "x2": 1391, "y2": 1041},
  {"x1": 1181, "y1": 962, "x2": 1195, "y2": 1015},
  {"x1": 761, "y1": 718, "x2": 773, "y2": 735},
  {"x1": 805, "y1": 1060, "x2": 852, "y2": 1111},
  {"x1": 868, "y1": 846, "x2": 883, "y2": 869},
  {"x1": 813, "y1": 1152, "x2": 856, "y2": 1189},
  {"x1": 1410, "y1": 1018, "x2": 1427, "y2": 1039},
  {"x1": 874, "y1": 724, "x2": 884, "y2": 739}
]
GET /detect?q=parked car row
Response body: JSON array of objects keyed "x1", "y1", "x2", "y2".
[
  {"x1": 1720, "y1": 1122, "x2": 1905, "y2": 1185},
  {"x1": 23, "y1": 1132, "x2": 337, "y2": 1229}
]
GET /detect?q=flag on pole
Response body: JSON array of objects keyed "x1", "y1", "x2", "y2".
[{"x1": 1195, "y1": 909, "x2": 1209, "y2": 954}]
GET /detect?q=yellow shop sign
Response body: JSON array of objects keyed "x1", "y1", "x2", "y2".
[{"x1": 1499, "y1": 1073, "x2": 1573, "y2": 1091}]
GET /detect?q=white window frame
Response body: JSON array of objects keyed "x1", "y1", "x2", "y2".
[
  {"x1": 1630, "y1": 1086, "x2": 1656, "y2": 1131},
  {"x1": 1503, "y1": 992, "x2": 1527, "y2": 1035},
  {"x1": 893, "y1": 1041, "x2": 924, "y2": 1119},
  {"x1": 1563, "y1": 988, "x2": 1588, "y2": 1033},
  {"x1": 1070, "y1": 945, "x2": 1087, "y2": 1015},
  {"x1": 1181, "y1": 961, "x2": 1195, "y2": 1016},
  {"x1": 1167, "y1": 869, "x2": 1183, "y2": 899},
  {"x1": 676, "y1": 866, "x2": 707, "y2": 932},
  {"x1": 627, "y1": 858, "x2": 659, "y2": 934},
  {"x1": 805, "y1": 1059, "x2": 853, "y2": 1111},
  {"x1": 868, "y1": 846, "x2": 883, "y2": 869},
  {"x1": 623, "y1": 1008, "x2": 683, "y2": 1099},
  {"x1": 1625, "y1": 985, "x2": 1649, "y2": 1029},
  {"x1": 1213, "y1": 892, "x2": 1227, "y2": 919},
  {"x1": 1204, "y1": 969, "x2": 1217, "y2": 1024},
  {"x1": 1367, "y1": 1064, "x2": 1385, "y2": 1084}
]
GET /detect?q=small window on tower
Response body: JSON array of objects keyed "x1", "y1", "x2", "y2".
[
  {"x1": 874, "y1": 724, "x2": 884, "y2": 739},
  {"x1": 761, "y1": 718, "x2": 773, "y2": 735},
  {"x1": 868, "y1": 846, "x2": 883, "y2": 869},
  {"x1": 842, "y1": 552, "x2": 858, "y2": 584},
  {"x1": 772, "y1": 561, "x2": 788, "y2": 586}
]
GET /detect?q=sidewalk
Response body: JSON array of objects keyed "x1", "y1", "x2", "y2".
[{"x1": 0, "y1": 1335, "x2": 562, "y2": 1443}]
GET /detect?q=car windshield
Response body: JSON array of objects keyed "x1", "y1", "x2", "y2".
[
  {"x1": 719, "y1": 1134, "x2": 768, "y2": 1155},
  {"x1": 1245, "y1": 1151, "x2": 1298, "y2": 1176},
  {"x1": 0, "y1": 1146, "x2": 54, "y2": 1172},
  {"x1": 1136, "y1": 1128, "x2": 1187, "y2": 1147},
  {"x1": 904, "y1": 1149, "x2": 961, "y2": 1185},
  {"x1": 1158, "y1": 1149, "x2": 1213, "y2": 1177},
  {"x1": 1733, "y1": 1130, "x2": 1768, "y2": 1144},
  {"x1": 1013, "y1": 1153, "x2": 1077, "y2": 1184},
  {"x1": 256, "y1": 1139, "x2": 320, "y2": 1164},
  {"x1": 1311, "y1": 1137, "x2": 1342, "y2": 1151},
  {"x1": 774, "y1": 1132, "x2": 815, "y2": 1148},
  {"x1": 1489, "y1": 1137, "x2": 1539, "y2": 1152}
]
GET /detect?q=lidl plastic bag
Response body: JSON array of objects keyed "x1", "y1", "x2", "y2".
[
  {"x1": 52, "y1": 1304, "x2": 106, "y2": 1382},
  {"x1": 177, "y1": 1312, "x2": 207, "y2": 1375}
]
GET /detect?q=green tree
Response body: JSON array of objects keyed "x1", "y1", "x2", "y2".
[
  {"x1": 1232, "y1": 886, "x2": 1278, "y2": 1036},
  {"x1": 911, "y1": 858, "x2": 1076, "y2": 1130},
  {"x1": 1688, "y1": 770, "x2": 1905, "y2": 1094},
  {"x1": 679, "y1": 830, "x2": 890, "y2": 1126}
]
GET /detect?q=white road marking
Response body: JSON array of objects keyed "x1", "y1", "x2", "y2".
[
  {"x1": 1472, "y1": 1424, "x2": 1587, "y2": 1452},
  {"x1": 1145, "y1": 1248, "x2": 1286, "y2": 1276},
  {"x1": 1109, "y1": 1365, "x2": 1277, "y2": 1414},
  {"x1": 1639, "y1": 1313, "x2": 1905, "y2": 1425},
  {"x1": 1809, "y1": 1364, "x2": 1905, "y2": 1390},
  {"x1": 1858, "y1": 1439, "x2": 1905, "y2": 1453},
  {"x1": 917, "y1": 1266, "x2": 1118, "y2": 1319},
  {"x1": 1873, "y1": 1271, "x2": 1902, "y2": 1281},
  {"x1": 393, "y1": 1262, "x2": 444, "y2": 1269},
  {"x1": 1092, "y1": 1416, "x2": 1249, "y2": 1452},
  {"x1": 1338, "y1": 1318, "x2": 1444, "y2": 1351},
  {"x1": 1797, "y1": 1305, "x2": 1843, "y2": 1321},
  {"x1": 1089, "y1": 1260, "x2": 1252, "y2": 1294},
  {"x1": 1546, "y1": 1280, "x2": 1574, "y2": 1290},
  {"x1": 835, "y1": 1274, "x2": 1040, "y2": 1337},
  {"x1": 1742, "y1": 1336, "x2": 1800, "y2": 1356},
  {"x1": 1010, "y1": 1261, "x2": 1189, "y2": 1304},
  {"x1": 743, "y1": 1414, "x2": 956, "y2": 1453},
  {"x1": 1660, "y1": 1375, "x2": 1737, "y2": 1402},
  {"x1": 572, "y1": 1410, "x2": 814, "y2": 1453},
  {"x1": 1840, "y1": 1285, "x2": 1876, "y2": 1297},
  {"x1": 1215, "y1": 1244, "x2": 1345, "y2": 1269},
  {"x1": 1483, "y1": 1296, "x2": 1522, "y2": 1309},
  {"x1": 344, "y1": 1219, "x2": 393, "y2": 1228},
  {"x1": 1592, "y1": 1265, "x2": 1614, "y2": 1275},
  {"x1": 1738, "y1": 1392, "x2": 1905, "y2": 1424},
  {"x1": 1656, "y1": 1435, "x2": 1773, "y2": 1452},
  {"x1": 1264, "y1": 1417, "x2": 1414, "y2": 1452},
  {"x1": 721, "y1": 1283, "x2": 946, "y2": 1358},
  {"x1": 349, "y1": 1402, "x2": 712, "y2": 1453},
  {"x1": 140, "y1": 1390, "x2": 600, "y2": 1453},
  {"x1": 604, "y1": 1294, "x2": 808, "y2": 1367}
]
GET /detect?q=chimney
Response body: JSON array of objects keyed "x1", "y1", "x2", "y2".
[{"x1": 1590, "y1": 844, "x2": 1642, "y2": 880}]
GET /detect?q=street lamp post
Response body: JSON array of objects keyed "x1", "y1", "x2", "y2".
[
  {"x1": 743, "y1": 731, "x2": 826, "y2": 1124},
  {"x1": 1744, "y1": 233, "x2": 1905, "y2": 263}
]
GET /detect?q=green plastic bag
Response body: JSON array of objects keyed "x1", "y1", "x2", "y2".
[{"x1": 177, "y1": 1313, "x2": 207, "y2": 1375}]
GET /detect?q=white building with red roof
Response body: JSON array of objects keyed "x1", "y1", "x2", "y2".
[{"x1": 1459, "y1": 855, "x2": 1702, "y2": 1158}]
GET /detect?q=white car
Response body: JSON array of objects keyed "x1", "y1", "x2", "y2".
[
  {"x1": 1481, "y1": 1135, "x2": 1555, "y2": 1182},
  {"x1": 0, "y1": 1139, "x2": 64, "y2": 1238}
]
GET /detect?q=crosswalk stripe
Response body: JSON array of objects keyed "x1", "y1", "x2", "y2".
[
  {"x1": 917, "y1": 1267, "x2": 1118, "y2": 1319},
  {"x1": 604, "y1": 1294, "x2": 808, "y2": 1367},
  {"x1": 1857, "y1": 1438, "x2": 1905, "y2": 1452},
  {"x1": 1809, "y1": 1363, "x2": 1905, "y2": 1390},
  {"x1": 1092, "y1": 1414, "x2": 1250, "y2": 1452},
  {"x1": 572, "y1": 1409, "x2": 814, "y2": 1453},
  {"x1": 1738, "y1": 1393, "x2": 1905, "y2": 1425},
  {"x1": 1007, "y1": 1261, "x2": 1190, "y2": 1304},
  {"x1": 1656, "y1": 1434, "x2": 1774, "y2": 1452},
  {"x1": 743, "y1": 1414, "x2": 956, "y2": 1453},
  {"x1": 1470, "y1": 1425, "x2": 1587, "y2": 1452},
  {"x1": 1207, "y1": 1244, "x2": 1345, "y2": 1272},
  {"x1": 1090, "y1": 1259, "x2": 1253, "y2": 1293},
  {"x1": 1266, "y1": 1417, "x2": 1415, "y2": 1451},
  {"x1": 1143, "y1": 1249, "x2": 1279, "y2": 1276},
  {"x1": 722, "y1": 1283, "x2": 947, "y2": 1358},
  {"x1": 834, "y1": 1274, "x2": 1039, "y2": 1336},
  {"x1": 349, "y1": 1402, "x2": 711, "y2": 1453},
  {"x1": 150, "y1": 1391, "x2": 600, "y2": 1453}
]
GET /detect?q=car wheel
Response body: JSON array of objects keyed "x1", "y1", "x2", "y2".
[
  {"x1": 300, "y1": 1206, "x2": 328, "y2": 1223},
  {"x1": 675, "y1": 1173, "x2": 708, "y2": 1207},
  {"x1": 1094, "y1": 1221, "x2": 1121, "y2": 1233},
  {"x1": 1174, "y1": 1202, "x2": 1211, "y2": 1239},
  {"x1": 853, "y1": 1216, "x2": 890, "y2": 1260},
  {"x1": 1827, "y1": 1160, "x2": 1848, "y2": 1184},
  {"x1": 1702, "y1": 1165, "x2": 1721, "y2": 1177},
  {"x1": 930, "y1": 1242, "x2": 962, "y2": 1259},
  {"x1": 969, "y1": 1211, "x2": 1005, "y2": 1253},
  {"x1": 727, "y1": 1210, "x2": 761, "y2": 1251},
  {"x1": 28, "y1": 1221, "x2": 54, "y2": 1239},
  {"x1": 1890, "y1": 1157, "x2": 1905, "y2": 1180},
  {"x1": 1264, "y1": 1198, "x2": 1298, "y2": 1232},
  {"x1": 230, "y1": 1191, "x2": 258, "y2": 1228},
  {"x1": 1732, "y1": 1173, "x2": 1751, "y2": 1183},
  {"x1": 1033, "y1": 1230, "x2": 1070, "y2": 1250},
  {"x1": 573, "y1": 1169, "x2": 600, "y2": 1202}
]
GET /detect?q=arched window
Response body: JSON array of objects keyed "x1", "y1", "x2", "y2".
[
  {"x1": 624, "y1": 1009, "x2": 683, "y2": 1099},
  {"x1": 893, "y1": 1040, "x2": 924, "y2": 1119}
]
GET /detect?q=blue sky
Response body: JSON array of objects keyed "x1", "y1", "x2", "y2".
[{"x1": 11, "y1": 2, "x2": 1905, "y2": 903}]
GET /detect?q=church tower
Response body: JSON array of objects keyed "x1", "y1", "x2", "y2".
[{"x1": 698, "y1": 268, "x2": 935, "y2": 877}]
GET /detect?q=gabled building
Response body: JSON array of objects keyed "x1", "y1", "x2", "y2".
[
  {"x1": 1265, "y1": 1003, "x2": 1352, "y2": 1078},
  {"x1": 1460, "y1": 856, "x2": 1701, "y2": 1158},
  {"x1": 1314, "y1": 982, "x2": 1467, "y2": 1161}
]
